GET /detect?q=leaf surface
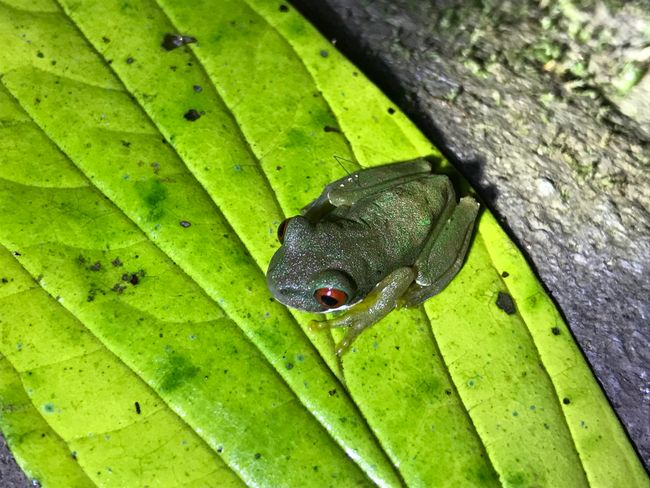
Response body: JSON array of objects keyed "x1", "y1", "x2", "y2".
[{"x1": 0, "y1": 1, "x2": 646, "y2": 487}]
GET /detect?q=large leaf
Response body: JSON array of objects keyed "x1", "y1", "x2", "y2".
[{"x1": 0, "y1": 0, "x2": 646, "y2": 486}]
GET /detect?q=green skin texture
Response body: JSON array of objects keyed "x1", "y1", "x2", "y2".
[{"x1": 266, "y1": 159, "x2": 479, "y2": 354}]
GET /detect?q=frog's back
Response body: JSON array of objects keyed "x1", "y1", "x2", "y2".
[{"x1": 328, "y1": 175, "x2": 454, "y2": 272}]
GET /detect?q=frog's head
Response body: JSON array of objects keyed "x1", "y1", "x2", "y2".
[{"x1": 266, "y1": 215, "x2": 360, "y2": 313}]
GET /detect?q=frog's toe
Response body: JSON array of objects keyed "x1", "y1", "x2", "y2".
[
  {"x1": 335, "y1": 331, "x2": 358, "y2": 356},
  {"x1": 309, "y1": 319, "x2": 329, "y2": 331}
]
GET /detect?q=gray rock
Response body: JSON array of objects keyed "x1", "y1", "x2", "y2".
[
  {"x1": 0, "y1": 433, "x2": 30, "y2": 488},
  {"x1": 291, "y1": 0, "x2": 650, "y2": 469}
]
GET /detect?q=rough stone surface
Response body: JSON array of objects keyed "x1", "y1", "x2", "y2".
[
  {"x1": 290, "y1": 0, "x2": 650, "y2": 469},
  {"x1": 0, "y1": 434, "x2": 30, "y2": 487}
]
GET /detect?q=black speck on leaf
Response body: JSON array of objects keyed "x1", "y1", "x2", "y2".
[
  {"x1": 551, "y1": 327, "x2": 561, "y2": 336},
  {"x1": 184, "y1": 109, "x2": 201, "y2": 121},
  {"x1": 279, "y1": 4, "x2": 289, "y2": 12},
  {"x1": 387, "y1": 107, "x2": 396, "y2": 114},
  {"x1": 323, "y1": 125, "x2": 340, "y2": 133},
  {"x1": 180, "y1": 220, "x2": 191, "y2": 228},
  {"x1": 496, "y1": 291, "x2": 516, "y2": 315},
  {"x1": 193, "y1": 85, "x2": 203, "y2": 93},
  {"x1": 502, "y1": 271, "x2": 510, "y2": 278},
  {"x1": 111, "y1": 257, "x2": 122, "y2": 267},
  {"x1": 563, "y1": 397, "x2": 571, "y2": 405},
  {"x1": 37, "y1": 51, "x2": 44, "y2": 58},
  {"x1": 102, "y1": 36, "x2": 110, "y2": 43},
  {"x1": 320, "y1": 49, "x2": 329, "y2": 58},
  {"x1": 254, "y1": 453, "x2": 261, "y2": 460},
  {"x1": 89, "y1": 261, "x2": 102, "y2": 272},
  {"x1": 126, "y1": 57, "x2": 134, "y2": 64},
  {"x1": 1, "y1": 278, "x2": 7, "y2": 283},
  {"x1": 112, "y1": 283, "x2": 126, "y2": 294},
  {"x1": 134, "y1": 401, "x2": 141, "y2": 414},
  {"x1": 121, "y1": 140, "x2": 131, "y2": 148},
  {"x1": 161, "y1": 33, "x2": 197, "y2": 51}
]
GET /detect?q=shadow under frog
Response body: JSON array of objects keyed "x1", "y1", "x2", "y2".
[{"x1": 266, "y1": 158, "x2": 479, "y2": 355}]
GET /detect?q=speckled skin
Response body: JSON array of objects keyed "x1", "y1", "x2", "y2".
[{"x1": 266, "y1": 159, "x2": 479, "y2": 315}]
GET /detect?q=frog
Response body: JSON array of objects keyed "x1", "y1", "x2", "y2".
[{"x1": 266, "y1": 158, "x2": 479, "y2": 355}]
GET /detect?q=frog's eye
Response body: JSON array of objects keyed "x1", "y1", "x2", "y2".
[
  {"x1": 314, "y1": 288, "x2": 348, "y2": 309},
  {"x1": 277, "y1": 218, "x2": 291, "y2": 244}
]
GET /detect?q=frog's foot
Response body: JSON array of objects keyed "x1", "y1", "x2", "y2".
[{"x1": 310, "y1": 267, "x2": 416, "y2": 356}]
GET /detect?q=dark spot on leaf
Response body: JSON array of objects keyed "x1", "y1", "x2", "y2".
[
  {"x1": 387, "y1": 107, "x2": 396, "y2": 114},
  {"x1": 161, "y1": 33, "x2": 197, "y2": 51},
  {"x1": 320, "y1": 49, "x2": 329, "y2": 58},
  {"x1": 136, "y1": 178, "x2": 167, "y2": 221},
  {"x1": 112, "y1": 283, "x2": 126, "y2": 294},
  {"x1": 35, "y1": 98, "x2": 40, "y2": 104},
  {"x1": 563, "y1": 397, "x2": 571, "y2": 405},
  {"x1": 323, "y1": 125, "x2": 340, "y2": 133},
  {"x1": 1, "y1": 278, "x2": 7, "y2": 283},
  {"x1": 276, "y1": 166, "x2": 282, "y2": 171},
  {"x1": 134, "y1": 402, "x2": 141, "y2": 414},
  {"x1": 12, "y1": 251, "x2": 20, "y2": 257},
  {"x1": 129, "y1": 274, "x2": 140, "y2": 285},
  {"x1": 89, "y1": 261, "x2": 102, "y2": 272},
  {"x1": 151, "y1": 162, "x2": 160, "y2": 174},
  {"x1": 126, "y1": 57, "x2": 134, "y2": 64},
  {"x1": 551, "y1": 327, "x2": 561, "y2": 335},
  {"x1": 180, "y1": 220, "x2": 191, "y2": 228},
  {"x1": 254, "y1": 453, "x2": 261, "y2": 459},
  {"x1": 37, "y1": 51, "x2": 44, "y2": 58},
  {"x1": 159, "y1": 354, "x2": 200, "y2": 392},
  {"x1": 71, "y1": 451, "x2": 77, "y2": 460},
  {"x1": 193, "y1": 85, "x2": 203, "y2": 93},
  {"x1": 111, "y1": 257, "x2": 122, "y2": 267},
  {"x1": 501, "y1": 271, "x2": 510, "y2": 278},
  {"x1": 217, "y1": 446, "x2": 223, "y2": 453},
  {"x1": 184, "y1": 109, "x2": 201, "y2": 121},
  {"x1": 496, "y1": 291, "x2": 516, "y2": 314},
  {"x1": 285, "y1": 362, "x2": 294, "y2": 370},
  {"x1": 445, "y1": 389, "x2": 452, "y2": 395},
  {"x1": 102, "y1": 36, "x2": 110, "y2": 43},
  {"x1": 279, "y1": 4, "x2": 289, "y2": 12},
  {"x1": 328, "y1": 389, "x2": 337, "y2": 396},
  {"x1": 121, "y1": 140, "x2": 131, "y2": 148},
  {"x1": 87, "y1": 294, "x2": 95, "y2": 302}
]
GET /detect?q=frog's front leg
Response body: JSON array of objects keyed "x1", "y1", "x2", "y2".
[
  {"x1": 310, "y1": 267, "x2": 417, "y2": 355},
  {"x1": 402, "y1": 196, "x2": 480, "y2": 306}
]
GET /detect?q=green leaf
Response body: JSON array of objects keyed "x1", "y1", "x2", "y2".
[{"x1": 0, "y1": 0, "x2": 646, "y2": 487}]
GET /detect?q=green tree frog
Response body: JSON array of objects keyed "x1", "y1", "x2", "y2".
[{"x1": 266, "y1": 159, "x2": 479, "y2": 355}]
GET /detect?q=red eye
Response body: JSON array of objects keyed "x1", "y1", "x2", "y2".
[
  {"x1": 314, "y1": 288, "x2": 348, "y2": 309},
  {"x1": 277, "y1": 218, "x2": 291, "y2": 243}
]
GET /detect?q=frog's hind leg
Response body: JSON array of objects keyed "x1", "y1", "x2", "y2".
[
  {"x1": 302, "y1": 158, "x2": 433, "y2": 221},
  {"x1": 402, "y1": 197, "x2": 480, "y2": 306}
]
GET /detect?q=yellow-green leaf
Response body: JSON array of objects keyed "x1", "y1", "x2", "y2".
[{"x1": 0, "y1": 0, "x2": 646, "y2": 487}]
